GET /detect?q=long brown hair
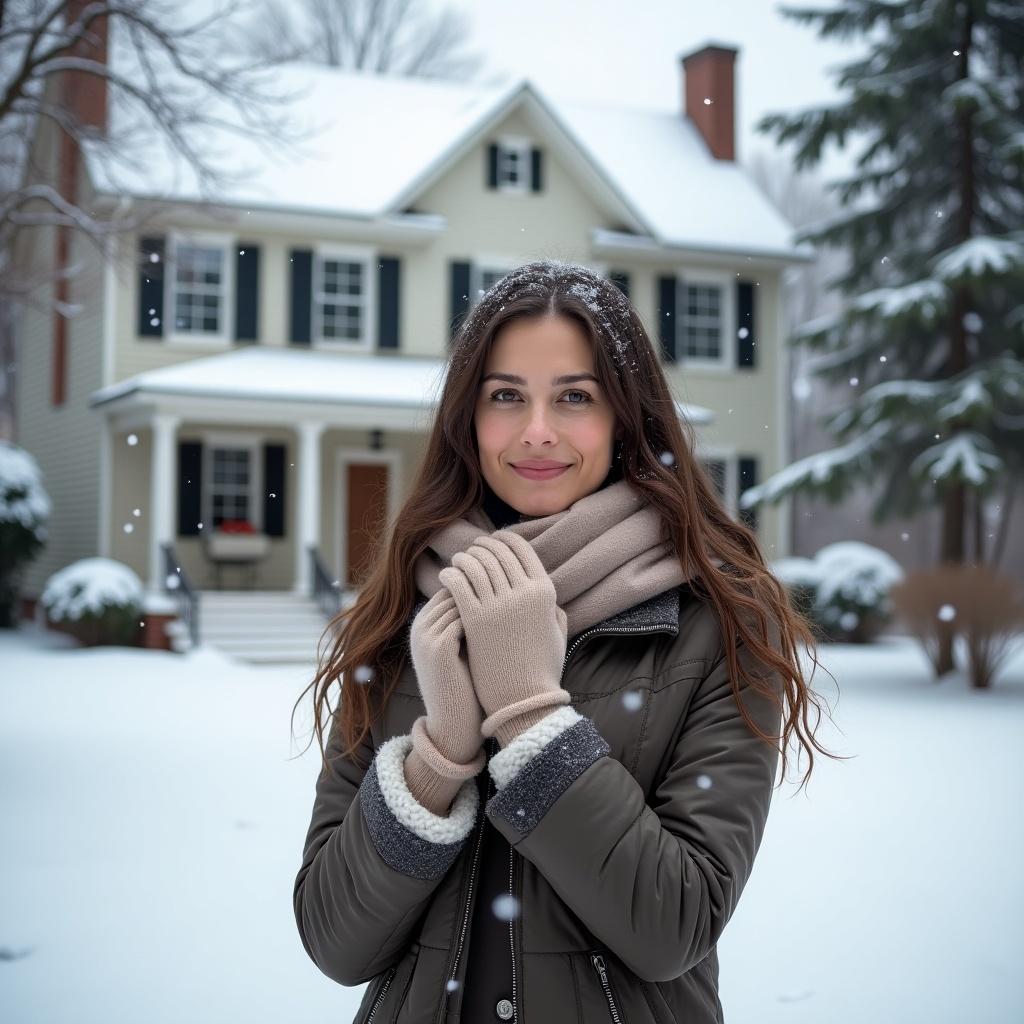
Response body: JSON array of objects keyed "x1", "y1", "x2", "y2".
[{"x1": 290, "y1": 260, "x2": 843, "y2": 793}]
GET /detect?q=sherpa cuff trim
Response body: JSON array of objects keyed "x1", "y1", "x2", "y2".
[
  {"x1": 488, "y1": 705, "x2": 583, "y2": 790},
  {"x1": 486, "y1": 715, "x2": 611, "y2": 838},
  {"x1": 358, "y1": 734, "x2": 479, "y2": 880}
]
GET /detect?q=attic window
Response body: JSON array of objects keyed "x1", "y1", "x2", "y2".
[{"x1": 489, "y1": 137, "x2": 542, "y2": 192}]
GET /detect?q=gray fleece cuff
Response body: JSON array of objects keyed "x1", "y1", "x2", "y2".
[
  {"x1": 360, "y1": 734, "x2": 480, "y2": 881},
  {"x1": 485, "y1": 712, "x2": 610, "y2": 839}
]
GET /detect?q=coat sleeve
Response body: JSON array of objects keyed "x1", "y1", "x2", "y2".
[
  {"x1": 293, "y1": 698, "x2": 481, "y2": 986},
  {"x1": 483, "y1": 631, "x2": 785, "y2": 983}
]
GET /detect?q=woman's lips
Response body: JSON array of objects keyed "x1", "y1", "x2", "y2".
[{"x1": 511, "y1": 464, "x2": 570, "y2": 480}]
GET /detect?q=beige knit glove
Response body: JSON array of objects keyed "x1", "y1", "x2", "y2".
[
  {"x1": 438, "y1": 530, "x2": 571, "y2": 749},
  {"x1": 403, "y1": 588, "x2": 487, "y2": 817}
]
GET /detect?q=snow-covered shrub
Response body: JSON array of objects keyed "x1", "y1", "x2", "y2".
[
  {"x1": 40, "y1": 557, "x2": 144, "y2": 647},
  {"x1": 812, "y1": 541, "x2": 905, "y2": 643},
  {"x1": 0, "y1": 440, "x2": 52, "y2": 628}
]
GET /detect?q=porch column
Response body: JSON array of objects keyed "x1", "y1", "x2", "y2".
[
  {"x1": 149, "y1": 412, "x2": 182, "y2": 592},
  {"x1": 293, "y1": 420, "x2": 325, "y2": 596}
]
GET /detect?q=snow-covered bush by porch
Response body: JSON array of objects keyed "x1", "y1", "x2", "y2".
[
  {"x1": 40, "y1": 558, "x2": 144, "y2": 647},
  {"x1": 771, "y1": 543, "x2": 904, "y2": 642},
  {"x1": 0, "y1": 440, "x2": 52, "y2": 628}
]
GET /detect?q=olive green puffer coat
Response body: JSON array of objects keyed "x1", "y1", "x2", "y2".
[{"x1": 294, "y1": 581, "x2": 784, "y2": 1023}]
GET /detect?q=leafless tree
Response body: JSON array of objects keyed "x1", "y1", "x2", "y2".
[
  {"x1": 233, "y1": 0, "x2": 484, "y2": 80},
  {"x1": 0, "y1": 0, "x2": 316, "y2": 437}
]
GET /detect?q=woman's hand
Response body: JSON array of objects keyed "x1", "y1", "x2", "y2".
[
  {"x1": 403, "y1": 587, "x2": 487, "y2": 817},
  {"x1": 439, "y1": 530, "x2": 571, "y2": 748}
]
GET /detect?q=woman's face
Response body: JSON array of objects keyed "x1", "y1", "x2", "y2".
[{"x1": 474, "y1": 313, "x2": 619, "y2": 518}]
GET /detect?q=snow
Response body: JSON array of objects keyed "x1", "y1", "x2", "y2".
[
  {"x1": 79, "y1": 54, "x2": 807, "y2": 261},
  {"x1": 909, "y1": 432, "x2": 1004, "y2": 487},
  {"x1": 850, "y1": 279, "x2": 947, "y2": 321},
  {"x1": 931, "y1": 235, "x2": 1024, "y2": 282},
  {"x1": 87, "y1": 345, "x2": 716, "y2": 425},
  {"x1": 1, "y1": 622, "x2": 1021, "y2": 1022},
  {"x1": 0, "y1": 439, "x2": 51, "y2": 540},
  {"x1": 39, "y1": 557, "x2": 145, "y2": 621},
  {"x1": 812, "y1": 541, "x2": 905, "y2": 608}
]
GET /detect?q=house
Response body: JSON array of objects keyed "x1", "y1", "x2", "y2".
[{"x1": 13, "y1": 32, "x2": 811, "y2": 660}]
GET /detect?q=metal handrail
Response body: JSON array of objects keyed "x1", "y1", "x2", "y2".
[
  {"x1": 161, "y1": 543, "x2": 200, "y2": 648},
  {"x1": 309, "y1": 545, "x2": 344, "y2": 619}
]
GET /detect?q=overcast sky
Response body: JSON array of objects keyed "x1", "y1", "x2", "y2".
[{"x1": 441, "y1": 0, "x2": 869, "y2": 184}]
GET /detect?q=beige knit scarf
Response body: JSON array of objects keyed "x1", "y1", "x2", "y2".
[{"x1": 414, "y1": 478, "x2": 697, "y2": 639}]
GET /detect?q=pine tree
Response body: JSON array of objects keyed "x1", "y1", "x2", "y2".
[{"x1": 744, "y1": 0, "x2": 1024, "y2": 669}]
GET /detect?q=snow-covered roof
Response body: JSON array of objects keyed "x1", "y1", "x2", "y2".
[
  {"x1": 82, "y1": 59, "x2": 809, "y2": 263},
  {"x1": 87, "y1": 346, "x2": 714, "y2": 424}
]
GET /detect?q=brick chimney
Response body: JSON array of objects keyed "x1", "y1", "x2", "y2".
[
  {"x1": 681, "y1": 43, "x2": 737, "y2": 161},
  {"x1": 62, "y1": 0, "x2": 109, "y2": 135}
]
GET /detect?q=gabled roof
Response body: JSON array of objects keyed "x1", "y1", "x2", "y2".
[
  {"x1": 87, "y1": 346, "x2": 715, "y2": 425},
  {"x1": 82, "y1": 58, "x2": 808, "y2": 262}
]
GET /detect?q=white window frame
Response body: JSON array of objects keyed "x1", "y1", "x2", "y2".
[
  {"x1": 695, "y1": 444, "x2": 739, "y2": 518},
  {"x1": 165, "y1": 229, "x2": 235, "y2": 346},
  {"x1": 311, "y1": 242, "x2": 375, "y2": 351},
  {"x1": 496, "y1": 135, "x2": 532, "y2": 194},
  {"x1": 201, "y1": 430, "x2": 264, "y2": 533},
  {"x1": 471, "y1": 257, "x2": 522, "y2": 308},
  {"x1": 676, "y1": 268, "x2": 733, "y2": 371}
]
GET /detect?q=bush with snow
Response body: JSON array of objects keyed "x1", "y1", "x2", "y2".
[
  {"x1": 0, "y1": 440, "x2": 52, "y2": 628},
  {"x1": 770, "y1": 543, "x2": 905, "y2": 643},
  {"x1": 40, "y1": 558, "x2": 144, "y2": 647}
]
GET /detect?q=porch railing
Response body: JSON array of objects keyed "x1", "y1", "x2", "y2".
[
  {"x1": 161, "y1": 543, "x2": 200, "y2": 648},
  {"x1": 310, "y1": 545, "x2": 344, "y2": 619}
]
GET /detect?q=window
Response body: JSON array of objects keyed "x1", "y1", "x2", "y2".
[
  {"x1": 675, "y1": 272, "x2": 733, "y2": 368},
  {"x1": 312, "y1": 249, "x2": 372, "y2": 346},
  {"x1": 168, "y1": 232, "x2": 232, "y2": 341},
  {"x1": 210, "y1": 446, "x2": 255, "y2": 529},
  {"x1": 497, "y1": 138, "x2": 530, "y2": 191},
  {"x1": 682, "y1": 282, "x2": 723, "y2": 361}
]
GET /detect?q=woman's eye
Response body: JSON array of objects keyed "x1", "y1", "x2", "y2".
[{"x1": 489, "y1": 389, "x2": 592, "y2": 405}]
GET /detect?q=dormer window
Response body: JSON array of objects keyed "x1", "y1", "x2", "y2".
[{"x1": 488, "y1": 137, "x2": 543, "y2": 193}]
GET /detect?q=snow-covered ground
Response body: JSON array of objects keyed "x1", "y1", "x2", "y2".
[{"x1": 1, "y1": 622, "x2": 1022, "y2": 1023}]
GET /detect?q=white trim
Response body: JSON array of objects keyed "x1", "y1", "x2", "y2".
[
  {"x1": 675, "y1": 268, "x2": 734, "y2": 371},
  {"x1": 311, "y1": 241, "x2": 376, "y2": 351},
  {"x1": 495, "y1": 134, "x2": 532, "y2": 193},
  {"x1": 333, "y1": 446, "x2": 403, "y2": 587},
  {"x1": 164, "y1": 229, "x2": 235, "y2": 346},
  {"x1": 198, "y1": 428, "x2": 265, "y2": 533}
]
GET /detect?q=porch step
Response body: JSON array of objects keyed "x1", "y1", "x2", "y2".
[{"x1": 196, "y1": 589, "x2": 339, "y2": 664}]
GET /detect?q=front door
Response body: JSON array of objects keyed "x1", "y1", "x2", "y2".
[{"x1": 344, "y1": 461, "x2": 390, "y2": 588}]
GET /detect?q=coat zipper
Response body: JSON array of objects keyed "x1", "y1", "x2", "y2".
[
  {"x1": 591, "y1": 953, "x2": 626, "y2": 1024},
  {"x1": 364, "y1": 964, "x2": 397, "y2": 1023},
  {"x1": 434, "y1": 618, "x2": 675, "y2": 1024},
  {"x1": 435, "y1": 776, "x2": 487, "y2": 1023}
]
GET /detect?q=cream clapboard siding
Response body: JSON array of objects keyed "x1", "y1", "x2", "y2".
[
  {"x1": 97, "y1": 104, "x2": 786, "y2": 587},
  {"x1": 15, "y1": 134, "x2": 105, "y2": 599}
]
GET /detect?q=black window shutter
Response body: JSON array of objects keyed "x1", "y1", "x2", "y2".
[
  {"x1": 738, "y1": 456, "x2": 759, "y2": 533},
  {"x1": 263, "y1": 443, "x2": 286, "y2": 538},
  {"x1": 487, "y1": 143, "x2": 499, "y2": 188},
  {"x1": 737, "y1": 279, "x2": 756, "y2": 368},
  {"x1": 138, "y1": 236, "x2": 165, "y2": 339},
  {"x1": 234, "y1": 243, "x2": 260, "y2": 343},
  {"x1": 530, "y1": 147, "x2": 543, "y2": 192},
  {"x1": 449, "y1": 260, "x2": 472, "y2": 344},
  {"x1": 610, "y1": 270, "x2": 630, "y2": 298},
  {"x1": 177, "y1": 441, "x2": 202, "y2": 536},
  {"x1": 378, "y1": 256, "x2": 401, "y2": 350},
  {"x1": 656, "y1": 275, "x2": 677, "y2": 362},
  {"x1": 289, "y1": 248, "x2": 313, "y2": 345}
]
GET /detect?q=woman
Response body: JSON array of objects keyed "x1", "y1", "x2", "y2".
[{"x1": 292, "y1": 260, "x2": 838, "y2": 1023}]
